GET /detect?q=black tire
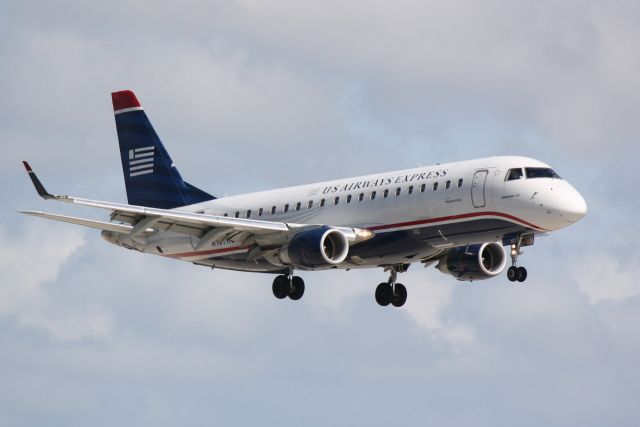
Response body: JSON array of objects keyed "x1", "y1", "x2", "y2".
[
  {"x1": 289, "y1": 276, "x2": 305, "y2": 300},
  {"x1": 272, "y1": 275, "x2": 289, "y2": 299},
  {"x1": 516, "y1": 267, "x2": 528, "y2": 282},
  {"x1": 375, "y1": 282, "x2": 392, "y2": 306},
  {"x1": 507, "y1": 266, "x2": 518, "y2": 282},
  {"x1": 392, "y1": 283, "x2": 408, "y2": 307}
]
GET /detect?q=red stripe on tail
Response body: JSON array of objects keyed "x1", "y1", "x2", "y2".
[{"x1": 111, "y1": 90, "x2": 141, "y2": 111}]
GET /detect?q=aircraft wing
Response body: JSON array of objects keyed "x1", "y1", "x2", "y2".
[
  {"x1": 20, "y1": 162, "x2": 373, "y2": 247},
  {"x1": 20, "y1": 210, "x2": 134, "y2": 233}
]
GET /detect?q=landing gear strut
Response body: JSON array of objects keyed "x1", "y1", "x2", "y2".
[
  {"x1": 375, "y1": 266, "x2": 408, "y2": 307},
  {"x1": 507, "y1": 236, "x2": 528, "y2": 283},
  {"x1": 272, "y1": 273, "x2": 305, "y2": 300}
]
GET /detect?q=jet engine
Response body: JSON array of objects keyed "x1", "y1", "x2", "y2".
[
  {"x1": 281, "y1": 227, "x2": 349, "y2": 269},
  {"x1": 436, "y1": 242, "x2": 507, "y2": 281}
]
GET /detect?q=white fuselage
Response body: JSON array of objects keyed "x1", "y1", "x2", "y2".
[{"x1": 106, "y1": 155, "x2": 586, "y2": 271}]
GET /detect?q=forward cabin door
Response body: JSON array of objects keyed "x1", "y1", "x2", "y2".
[{"x1": 471, "y1": 169, "x2": 488, "y2": 208}]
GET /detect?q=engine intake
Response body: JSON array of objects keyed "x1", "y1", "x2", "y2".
[
  {"x1": 282, "y1": 227, "x2": 349, "y2": 269},
  {"x1": 436, "y1": 242, "x2": 507, "y2": 281}
]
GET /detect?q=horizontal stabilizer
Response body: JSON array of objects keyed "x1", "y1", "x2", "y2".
[{"x1": 19, "y1": 211, "x2": 133, "y2": 234}]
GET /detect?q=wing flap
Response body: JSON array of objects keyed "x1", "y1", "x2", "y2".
[
  {"x1": 72, "y1": 197, "x2": 290, "y2": 233},
  {"x1": 20, "y1": 211, "x2": 133, "y2": 233}
]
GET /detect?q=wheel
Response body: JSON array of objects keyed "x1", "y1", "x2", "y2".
[
  {"x1": 391, "y1": 283, "x2": 407, "y2": 307},
  {"x1": 272, "y1": 275, "x2": 289, "y2": 299},
  {"x1": 507, "y1": 266, "x2": 518, "y2": 282},
  {"x1": 375, "y1": 282, "x2": 392, "y2": 306},
  {"x1": 516, "y1": 267, "x2": 528, "y2": 282},
  {"x1": 289, "y1": 276, "x2": 305, "y2": 300}
]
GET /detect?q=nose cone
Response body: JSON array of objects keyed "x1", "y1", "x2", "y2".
[{"x1": 558, "y1": 187, "x2": 587, "y2": 223}]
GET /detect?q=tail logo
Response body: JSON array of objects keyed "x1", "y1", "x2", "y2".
[{"x1": 129, "y1": 146, "x2": 155, "y2": 177}]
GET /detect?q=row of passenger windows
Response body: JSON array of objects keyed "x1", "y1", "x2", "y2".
[{"x1": 222, "y1": 178, "x2": 464, "y2": 219}]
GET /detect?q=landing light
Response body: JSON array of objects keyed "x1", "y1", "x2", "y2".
[{"x1": 354, "y1": 228, "x2": 375, "y2": 242}]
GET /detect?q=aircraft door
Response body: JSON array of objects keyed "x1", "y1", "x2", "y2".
[{"x1": 471, "y1": 169, "x2": 488, "y2": 208}]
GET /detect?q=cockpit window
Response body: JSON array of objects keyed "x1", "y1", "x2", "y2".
[
  {"x1": 525, "y1": 167, "x2": 561, "y2": 179},
  {"x1": 506, "y1": 168, "x2": 524, "y2": 181}
]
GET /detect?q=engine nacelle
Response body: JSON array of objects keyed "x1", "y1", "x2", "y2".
[
  {"x1": 436, "y1": 242, "x2": 507, "y2": 281},
  {"x1": 281, "y1": 227, "x2": 349, "y2": 269}
]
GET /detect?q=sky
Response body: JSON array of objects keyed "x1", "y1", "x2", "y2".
[{"x1": 1, "y1": 0, "x2": 639, "y2": 425}]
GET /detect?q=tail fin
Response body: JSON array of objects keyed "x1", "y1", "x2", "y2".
[{"x1": 111, "y1": 90, "x2": 215, "y2": 209}]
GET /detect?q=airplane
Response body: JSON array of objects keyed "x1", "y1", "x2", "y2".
[{"x1": 21, "y1": 90, "x2": 587, "y2": 308}]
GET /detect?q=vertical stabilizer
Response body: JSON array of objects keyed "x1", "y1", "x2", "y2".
[{"x1": 112, "y1": 90, "x2": 215, "y2": 209}]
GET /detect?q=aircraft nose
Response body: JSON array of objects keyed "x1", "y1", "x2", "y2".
[{"x1": 559, "y1": 187, "x2": 587, "y2": 223}]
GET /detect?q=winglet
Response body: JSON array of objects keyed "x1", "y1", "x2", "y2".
[{"x1": 22, "y1": 161, "x2": 56, "y2": 199}]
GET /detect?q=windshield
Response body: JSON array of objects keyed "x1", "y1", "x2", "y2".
[
  {"x1": 505, "y1": 168, "x2": 524, "y2": 181},
  {"x1": 525, "y1": 167, "x2": 561, "y2": 179}
]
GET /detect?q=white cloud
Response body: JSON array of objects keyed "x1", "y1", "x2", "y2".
[
  {"x1": 303, "y1": 266, "x2": 476, "y2": 349},
  {"x1": 0, "y1": 223, "x2": 84, "y2": 313},
  {"x1": 0, "y1": 223, "x2": 113, "y2": 341},
  {"x1": 572, "y1": 253, "x2": 640, "y2": 304},
  {"x1": 403, "y1": 272, "x2": 476, "y2": 349}
]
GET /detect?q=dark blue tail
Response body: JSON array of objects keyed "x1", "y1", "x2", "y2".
[{"x1": 111, "y1": 90, "x2": 215, "y2": 209}]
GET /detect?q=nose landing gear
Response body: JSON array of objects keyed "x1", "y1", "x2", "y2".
[
  {"x1": 375, "y1": 266, "x2": 408, "y2": 307},
  {"x1": 507, "y1": 236, "x2": 528, "y2": 283}
]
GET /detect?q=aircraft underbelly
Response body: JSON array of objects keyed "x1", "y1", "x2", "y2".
[{"x1": 202, "y1": 218, "x2": 529, "y2": 272}]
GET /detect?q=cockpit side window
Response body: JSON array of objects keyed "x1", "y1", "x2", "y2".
[
  {"x1": 506, "y1": 168, "x2": 524, "y2": 181},
  {"x1": 525, "y1": 167, "x2": 561, "y2": 179}
]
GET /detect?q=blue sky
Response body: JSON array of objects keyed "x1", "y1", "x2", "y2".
[{"x1": 1, "y1": 1, "x2": 639, "y2": 425}]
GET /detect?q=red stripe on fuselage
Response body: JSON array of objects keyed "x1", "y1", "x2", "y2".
[
  {"x1": 369, "y1": 211, "x2": 547, "y2": 232},
  {"x1": 163, "y1": 211, "x2": 546, "y2": 260}
]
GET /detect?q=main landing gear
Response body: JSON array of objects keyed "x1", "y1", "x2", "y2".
[
  {"x1": 272, "y1": 274, "x2": 305, "y2": 300},
  {"x1": 507, "y1": 237, "x2": 528, "y2": 283},
  {"x1": 375, "y1": 266, "x2": 408, "y2": 308},
  {"x1": 507, "y1": 266, "x2": 527, "y2": 282}
]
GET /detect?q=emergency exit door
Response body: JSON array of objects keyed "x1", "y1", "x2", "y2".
[{"x1": 471, "y1": 170, "x2": 488, "y2": 208}]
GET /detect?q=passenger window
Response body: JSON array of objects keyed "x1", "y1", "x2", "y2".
[
  {"x1": 420, "y1": 184, "x2": 426, "y2": 193},
  {"x1": 506, "y1": 168, "x2": 524, "y2": 181},
  {"x1": 358, "y1": 193, "x2": 364, "y2": 202},
  {"x1": 271, "y1": 206, "x2": 276, "y2": 215},
  {"x1": 383, "y1": 189, "x2": 389, "y2": 198},
  {"x1": 334, "y1": 197, "x2": 339, "y2": 205},
  {"x1": 457, "y1": 178, "x2": 463, "y2": 187},
  {"x1": 308, "y1": 200, "x2": 313, "y2": 209},
  {"x1": 433, "y1": 182, "x2": 438, "y2": 191},
  {"x1": 396, "y1": 188, "x2": 401, "y2": 196},
  {"x1": 347, "y1": 195, "x2": 352, "y2": 203},
  {"x1": 246, "y1": 210, "x2": 251, "y2": 218},
  {"x1": 445, "y1": 180, "x2": 451, "y2": 189},
  {"x1": 258, "y1": 208, "x2": 263, "y2": 216},
  {"x1": 408, "y1": 186, "x2": 413, "y2": 194},
  {"x1": 284, "y1": 204, "x2": 289, "y2": 213},
  {"x1": 295, "y1": 202, "x2": 301, "y2": 211},
  {"x1": 320, "y1": 199, "x2": 325, "y2": 207},
  {"x1": 234, "y1": 211, "x2": 239, "y2": 218},
  {"x1": 223, "y1": 213, "x2": 228, "y2": 217},
  {"x1": 371, "y1": 191, "x2": 376, "y2": 200}
]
